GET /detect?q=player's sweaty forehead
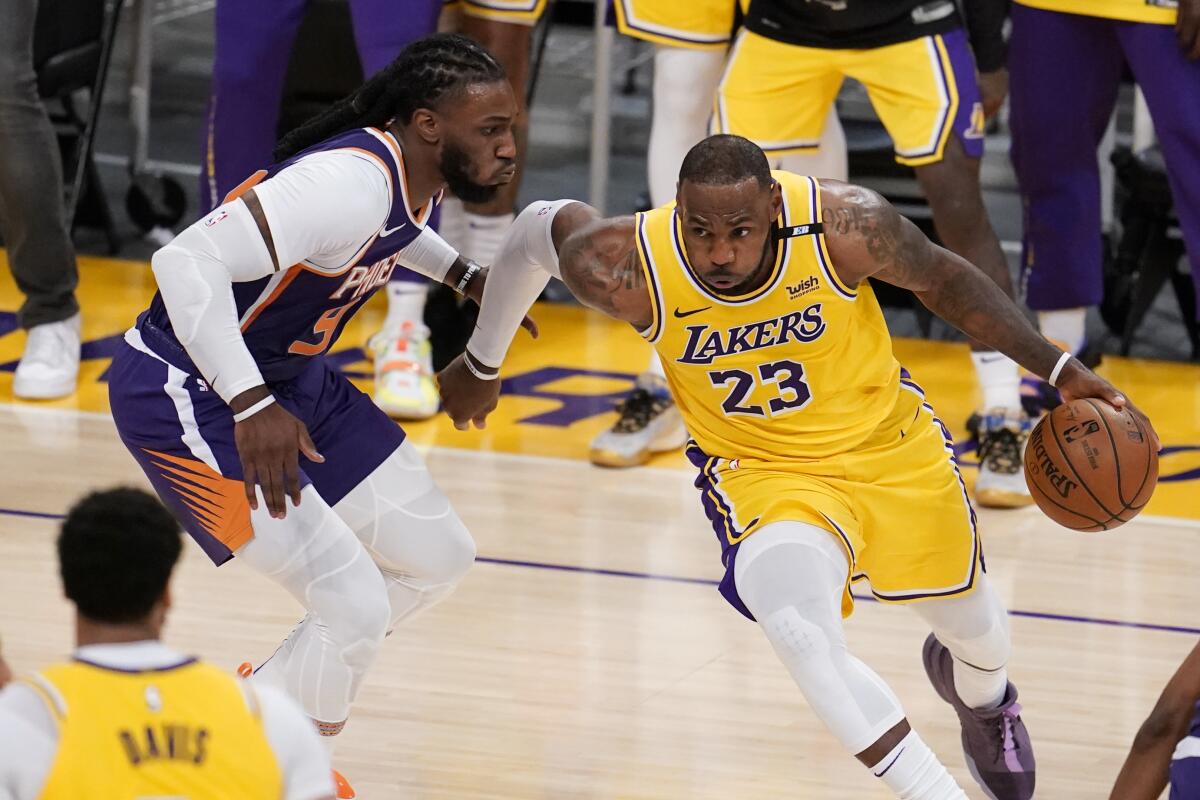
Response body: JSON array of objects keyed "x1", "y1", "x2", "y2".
[{"x1": 678, "y1": 177, "x2": 769, "y2": 227}]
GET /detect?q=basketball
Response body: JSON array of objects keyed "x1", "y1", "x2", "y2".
[{"x1": 1023, "y1": 399, "x2": 1158, "y2": 531}]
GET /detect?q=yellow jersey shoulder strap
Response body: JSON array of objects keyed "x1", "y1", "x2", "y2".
[
  {"x1": 633, "y1": 206, "x2": 672, "y2": 345},
  {"x1": 16, "y1": 672, "x2": 67, "y2": 727},
  {"x1": 773, "y1": 171, "x2": 858, "y2": 301}
]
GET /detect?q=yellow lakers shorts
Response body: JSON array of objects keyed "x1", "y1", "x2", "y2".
[
  {"x1": 688, "y1": 371, "x2": 981, "y2": 620},
  {"x1": 613, "y1": 0, "x2": 745, "y2": 50},
  {"x1": 446, "y1": 0, "x2": 547, "y2": 25},
  {"x1": 712, "y1": 27, "x2": 986, "y2": 166}
]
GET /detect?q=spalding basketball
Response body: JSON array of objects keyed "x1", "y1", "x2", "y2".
[{"x1": 1023, "y1": 399, "x2": 1157, "y2": 531}]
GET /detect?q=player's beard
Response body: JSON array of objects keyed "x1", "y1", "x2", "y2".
[{"x1": 440, "y1": 139, "x2": 502, "y2": 205}]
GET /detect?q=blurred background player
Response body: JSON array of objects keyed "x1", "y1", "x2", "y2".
[
  {"x1": 710, "y1": 0, "x2": 1030, "y2": 508},
  {"x1": 0, "y1": 0, "x2": 82, "y2": 400},
  {"x1": 201, "y1": 0, "x2": 447, "y2": 420},
  {"x1": 0, "y1": 488, "x2": 335, "y2": 800},
  {"x1": 437, "y1": 0, "x2": 547, "y2": 269},
  {"x1": 1008, "y1": 0, "x2": 1200, "y2": 369},
  {"x1": 110, "y1": 35, "x2": 521, "y2": 797},
  {"x1": 595, "y1": 0, "x2": 847, "y2": 468},
  {"x1": 1110, "y1": 639, "x2": 1200, "y2": 800}
]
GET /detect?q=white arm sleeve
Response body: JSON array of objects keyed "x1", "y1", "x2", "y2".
[
  {"x1": 254, "y1": 685, "x2": 336, "y2": 800},
  {"x1": 395, "y1": 225, "x2": 459, "y2": 284},
  {"x1": 465, "y1": 200, "x2": 574, "y2": 368},
  {"x1": 151, "y1": 150, "x2": 394, "y2": 403},
  {"x1": 252, "y1": 151, "x2": 391, "y2": 272}
]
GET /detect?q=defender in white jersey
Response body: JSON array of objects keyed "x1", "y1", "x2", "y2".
[{"x1": 106, "y1": 35, "x2": 531, "y2": 799}]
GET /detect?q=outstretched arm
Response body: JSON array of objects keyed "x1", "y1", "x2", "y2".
[
  {"x1": 438, "y1": 201, "x2": 652, "y2": 429},
  {"x1": 1110, "y1": 640, "x2": 1200, "y2": 800},
  {"x1": 821, "y1": 181, "x2": 1158, "y2": 444}
]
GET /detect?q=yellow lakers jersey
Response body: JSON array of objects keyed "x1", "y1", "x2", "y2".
[
  {"x1": 1014, "y1": 0, "x2": 1175, "y2": 25},
  {"x1": 26, "y1": 659, "x2": 283, "y2": 799},
  {"x1": 636, "y1": 170, "x2": 901, "y2": 461}
]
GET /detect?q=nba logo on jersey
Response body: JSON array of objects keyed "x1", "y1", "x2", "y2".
[{"x1": 203, "y1": 209, "x2": 229, "y2": 228}]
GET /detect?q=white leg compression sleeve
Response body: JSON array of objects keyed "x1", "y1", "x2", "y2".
[
  {"x1": 648, "y1": 46, "x2": 727, "y2": 207},
  {"x1": 237, "y1": 486, "x2": 391, "y2": 727},
  {"x1": 733, "y1": 522, "x2": 906, "y2": 755},
  {"x1": 773, "y1": 110, "x2": 849, "y2": 182},
  {"x1": 333, "y1": 439, "x2": 476, "y2": 632},
  {"x1": 907, "y1": 574, "x2": 1011, "y2": 710}
]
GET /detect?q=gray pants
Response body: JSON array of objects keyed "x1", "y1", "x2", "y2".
[{"x1": 0, "y1": 0, "x2": 79, "y2": 329}]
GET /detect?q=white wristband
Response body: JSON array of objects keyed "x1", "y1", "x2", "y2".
[
  {"x1": 1048, "y1": 351, "x2": 1073, "y2": 388},
  {"x1": 462, "y1": 350, "x2": 499, "y2": 381},
  {"x1": 232, "y1": 395, "x2": 277, "y2": 423}
]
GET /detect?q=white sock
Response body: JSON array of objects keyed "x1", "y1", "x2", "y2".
[
  {"x1": 437, "y1": 195, "x2": 468, "y2": 253},
  {"x1": 952, "y1": 657, "x2": 1007, "y2": 710},
  {"x1": 384, "y1": 281, "x2": 429, "y2": 333},
  {"x1": 464, "y1": 211, "x2": 515, "y2": 266},
  {"x1": 871, "y1": 731, "x2": 967, "y2": 800},
  {"x1": 1038, "y1": 308, "x2": 1087, "y2": 355},
  {"x1": 316, "y1": 724, "x2": 341, "y2": 758},
  {"x1": 644, "y1": 351, "x2": 666, "y2": 379},
  {"x1": 971, "y1": 351, "x2": 1022, "y2": 413}
]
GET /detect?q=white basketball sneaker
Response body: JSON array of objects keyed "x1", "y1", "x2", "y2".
[
  {"x1": 369, "y1": 321, "x2": 439, "y2": 420},
  {"x1": 974, "y1": 407, "x2": 1035, "y2": 508},
  {"x1": 14, "y1": 313, "x2": 81, "y2": 400},
  {"x1": 589, "y1": 373, "x2": 688, "y2": 468}
]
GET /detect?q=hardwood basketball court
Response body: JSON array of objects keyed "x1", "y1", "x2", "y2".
[{"x1": 1, "y1": 256, "x2": 1198, "y2": 798}]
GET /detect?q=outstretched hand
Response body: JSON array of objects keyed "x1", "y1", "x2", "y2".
[
  {"x1": 231, "y1": 387, "x2": 324, "y2": 519},
  {"x1": 1055, "y1": 362, "x2": 1161, "y2": 452},
  {"x1": 436, "y1": 354, "x2": 500, "y2": 431}
]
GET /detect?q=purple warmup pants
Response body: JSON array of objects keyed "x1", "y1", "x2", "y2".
[
  {"x1": 1009, "y1": 3, "x2": 1200, "y2": 319},
  {"x1": 202, "y1": 0, "x2": 442, "y2": 285}
]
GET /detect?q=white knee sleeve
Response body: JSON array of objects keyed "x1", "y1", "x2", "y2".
[
  {"x1": 335, "y1": 441, "x2": 477, "y2": 629},
  {"x1": 238, "y1": 487, "x2": 391, "y2": 723},
  {"x1": 649, "y1": 46, "x2": 727, "y2": 207},
  {"x1": 909, "y1": 574, "x2": 1011, "y2": 709},
  {"x1": 735, "y1": 523, "x2": 905, "y2": 755}
]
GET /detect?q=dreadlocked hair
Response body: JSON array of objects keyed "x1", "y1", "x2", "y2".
[{"x1": 272, "y1": 33, "x2": 506, "y2": 162}]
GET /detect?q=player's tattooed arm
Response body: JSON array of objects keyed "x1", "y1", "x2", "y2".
[
  {"x1": 821, "y1": 181, "x2": 1159, "y2": 445},
  {"x1": 821, "y1": 180, "x2": 1065, "y2": 380},
  {"x1": 556, "y1": 215, "x2": 655, "y2": 330}
]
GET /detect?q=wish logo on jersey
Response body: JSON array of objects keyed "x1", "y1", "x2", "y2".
[{"x1": 677, "y1": 303, "x2": 826, "y2": 366}]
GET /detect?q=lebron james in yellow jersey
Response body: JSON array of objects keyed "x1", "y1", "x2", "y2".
[
  {"x1": 440, "y1": 135, "x2": 1159, "y2": 800},
  {"x1": 0, "y1": 489, "x2": 335, "y2": 800}
]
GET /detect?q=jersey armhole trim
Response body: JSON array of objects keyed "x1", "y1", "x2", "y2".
[
  {"x1": 808, "y1": 177, "x2": 858, "y2": 301},
  {"x1": 634, "y1": 213, "x2": 665, "y2": 343},
  {"x1": 20, "y1": 675, "x2": 66, "y2": 725}
]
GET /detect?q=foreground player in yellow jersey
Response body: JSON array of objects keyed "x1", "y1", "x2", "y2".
[
  {"x1": 439, "y1": 135, "x2": 1157, "y2": 799},
  {"x1": 0, "y1": 489, "x2": 335, "y2": 800}
]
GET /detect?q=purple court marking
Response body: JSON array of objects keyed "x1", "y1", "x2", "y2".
[
  {"x1": 4, "y1": 506, "x2": 1198, "y2": 637},
  {"x1": 0, "y1": 508, "x2": 63, "y2": 521}
]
